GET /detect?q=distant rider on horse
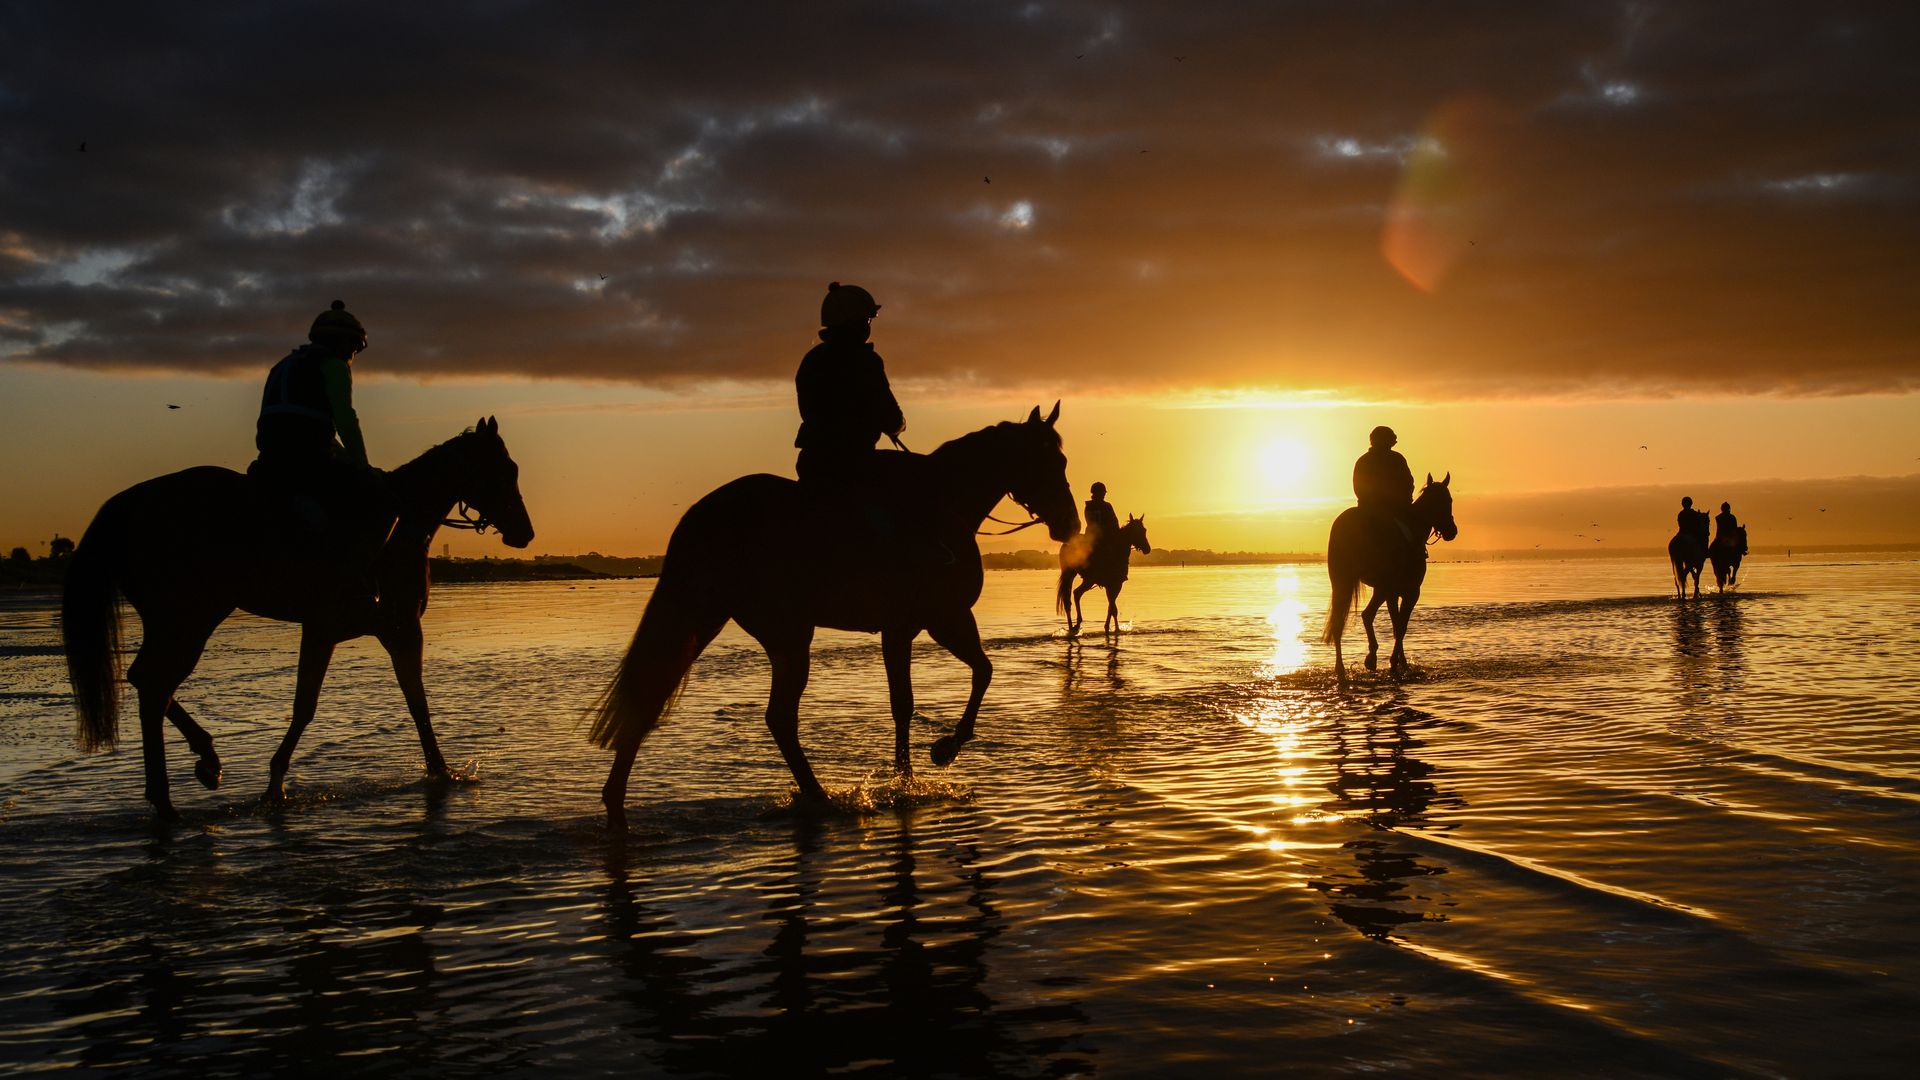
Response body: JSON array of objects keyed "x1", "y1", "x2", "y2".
[
  {"x1": 1353, "y1": 426, "x2": 1420, "y2": 554},
  {"x1": 794, "y1": 282, "x2": 905, "y2": 488},
  {"x1": 1714, "y1": 501, "x2": 1746, "y2": 555},
  {"x1": 1082, "y1": 480, "x2": 1124, "y2": 574},
  {"x1": 249, "y1": 299, "x2": 394, "y2": 621}
]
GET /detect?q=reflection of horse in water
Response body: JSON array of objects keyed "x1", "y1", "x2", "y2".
[
  {"x1": 61, "y1": 419, "x2": 536, "y2": 819},
  {"x1": 1668, "y1": 531, "x2": 1707, "y2": 599},
  {"x1": 1709, "y1": 527, "x2": 1745, "y2": 592},
  {"x1": 592, "y1": 406, "x2": 1079, "y2": 826},
  {"x1": 1056, "y1": 515, "x2": 1150, "y2": 637},
  {"x1": 1322, "y1": 475, "x2": 1458, "y2": 689}
]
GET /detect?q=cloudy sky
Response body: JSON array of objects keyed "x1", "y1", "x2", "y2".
[{"x1": 3, "y1": 1, "x2": 1917, "y2": 555}]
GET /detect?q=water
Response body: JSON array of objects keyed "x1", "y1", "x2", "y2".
[{"x1": 3, "y1": 556, "x2": 1918, "y2": 1076}]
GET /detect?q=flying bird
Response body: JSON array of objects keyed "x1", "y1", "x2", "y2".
[
  {"x1": 1639, "y1": 444, "x2": 1648, "y2": 450},
  {"x1": 166, "y1": 404, "x2": 181, "y2": 410},
  {"x1": 598, "y1": 273, "x2": 608, "y2": 281},
  {"x1": 983, "y1": 176, "x2": 991, "y2": 183},
  {"x1": 1173, "y1": 55, "x2": 1186, "y2": 62},
  {"x1": 1075, "y1": 53, "x2": 1084, "y2": 59}
]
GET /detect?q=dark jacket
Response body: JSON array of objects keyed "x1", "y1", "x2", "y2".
[
  {"x1": 1084, "y1": 499, "x2": 1120, "y2": 539},
  {"x1": 256, "y1": 344, "x2": 367, "y2": 465},
  {"x1": 1678, "y1": 507, "x2": 1710, "y2": 540},
  {"x1": 1353, "y1": 447, "x2": 1414, "y2": 510},
  {"x1": 794, "y1": 328, "x2": 904, "y2": 456}
]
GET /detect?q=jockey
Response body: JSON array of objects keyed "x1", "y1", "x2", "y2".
[
  {"x1": 1715, "y1": 501, "x2": 1746, "y2": 554},
  {"x1": 1353, "y1": 426, "x2": 1419, "y2": 552},
  {"x1": 250, "y1": 300, "x2": 394, "y2": 621},
  {"x1": 1677, "y1": 497, "x2": 1711, "y2": 543},
  {"x1": 794, "y1": 282, "x2": 905, "y2": 488},
  {"x1": 1084, "y1": 482, "x2": 1121, "y2": 545}
]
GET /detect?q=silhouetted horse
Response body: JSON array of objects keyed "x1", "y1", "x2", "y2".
[
  {"x1": 591, "y1": 405, "x2": 1078, "y2": 826},
  {"x1": 1322, "y1": 475, "x2": 1458, "y2": 690},
  {"x1": 1056, "y1": 515, "x2": 1150, "y2": 637},
  {"x1": 62, "y1": 418, "x2": 534, "y2": 819},
  {"x1": 1709, "y1": 526, "x2": 1745, "y2": 593},
  {"x1": 1669, "y1": 530, "x2": 1707, "y2": 599}
]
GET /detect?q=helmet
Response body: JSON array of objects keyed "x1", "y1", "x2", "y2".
[
  {"x1": 1681, "y1": 496, "x2": 1693, "y2": 508},
  {"x1": 309, "y1": 300, "x2": 368, "y2": 352},
  {"x1": 1090, "y1": 482, "x2": 1107, "y2": 496},
  {"x1": 1720, "y1": 502, "x2": 1730, "y2": 512},
  {"x1": 820, "y1": 282, "x2": 880, "y2": 328},
  {"x1": 1369, "y1": 425, "x2": 1397, "y2": 448}
]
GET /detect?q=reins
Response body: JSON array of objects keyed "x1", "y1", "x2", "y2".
[{"x1": 978, "y1": 511, "x2": 1046, "y2": 536}]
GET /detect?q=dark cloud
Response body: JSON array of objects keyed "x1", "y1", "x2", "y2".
[{"x1": 3, "y1": 1, "x2": 1916, "y2": 396}]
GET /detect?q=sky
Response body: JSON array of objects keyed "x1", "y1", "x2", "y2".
[{"x1": 3, "y1": 1, "x2": 1917, "y2": 557}]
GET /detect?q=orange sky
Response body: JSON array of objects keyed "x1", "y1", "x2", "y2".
[{"x1": 4, "y1": 364, "x2": 1915, "y2": 557}]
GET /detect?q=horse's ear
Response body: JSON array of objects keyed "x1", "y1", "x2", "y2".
[
  {"x1": 1027, "y1": 405, "x2": 1042, "y2": 424},
  {"x1": 1045, "y1": 400, "x2": 1060, "y2": 426},
  {"x1": 1441, "y1": 471, "x2": 1450, "y2": 485},
  {"x1": 1426, "y1": 472, "x2": 1434, "y2": 485}
]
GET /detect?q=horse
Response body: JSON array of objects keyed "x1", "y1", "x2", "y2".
[
  {"x1": 1321, "y1": 474, "x2": 1458, "y2": 690},
  {"x1": 1668, "y1": 530, "x2": 1707, "y2": 599},
  {"x1": 61, "y1": 417, "x2": 535, "y2": 819},
  {"x1": 1708, "y1": 526, "x2": 1745, "y2": 593},
  {"x1": 590, "y1": 404, "x2": 1079, "y2": 826},
  {"x1": 1056, "y1": 515, "x2": 1150, "y2": 637}
]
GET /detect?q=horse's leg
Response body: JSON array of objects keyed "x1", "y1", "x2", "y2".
[
  {"x1": 1361, "y1": 591, "x2": 1385, "y2": 671},
  {"x1": 267, "y1": 627, "x2": 338, "y2": 803},
  {"x1": 1105, "y1": 582, "x2": 1123, "y2": 637},
  {"x1": 1390, "y1": 590, "x2": 1419, "y2": 674},
  {"x1": 378, "y1": 618, "x2": 448, "y2": 778},
  {"x1": 127, "y1": 623, "x2": 219, "y2": 819},
  {"x1": 164, "y1": 700, "x2": 222, "y2": 790},
  {"x1": 882, "y1": 627, "x2": 917, "y2": 777},
  {"x1": 762, "y1": 630, "x2": 825, "y2": 801},
  {"x1": 927, "y1": 611, "x2": 991, "y2": 767},
  {"x1": 1073, "y1": 580, "x2": 1095, "y2": 637}
]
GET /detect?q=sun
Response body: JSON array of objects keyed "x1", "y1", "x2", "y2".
[{"x1": 1257, "y1": 436, "x2": 1313, "y2": 498}]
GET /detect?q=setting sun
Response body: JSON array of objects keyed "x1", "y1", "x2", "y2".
[{"x1": 1257, "y1": 436, "x2": 1315, "y2": 500}]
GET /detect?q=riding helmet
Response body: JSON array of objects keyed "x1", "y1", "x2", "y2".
[
  {"x1": 309, "y1": 300, "x2": 369, "y2": 352},
  {"x1": 821, "y1": 282, "x2": 880, "y2": 328}
]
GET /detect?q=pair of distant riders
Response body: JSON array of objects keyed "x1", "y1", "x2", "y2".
[{"x1": 1678, "y1": 496, "x2": 1746, "y2": 555}]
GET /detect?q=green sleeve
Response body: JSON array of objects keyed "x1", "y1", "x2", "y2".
[{"x1": 320, "y1": 357, "x2": 370, "y2": 467}]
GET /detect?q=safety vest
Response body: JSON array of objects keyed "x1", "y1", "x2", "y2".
[{"x1": 255, "y1": 346, "x2": 338, "y2": 456}]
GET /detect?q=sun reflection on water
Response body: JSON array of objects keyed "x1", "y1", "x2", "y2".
[{"x1": 1262, "y1": 566, "x2": 1315, "y2": 676}]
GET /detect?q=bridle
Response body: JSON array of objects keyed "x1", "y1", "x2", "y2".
[{"x1": 441, "y1": 501, "x2": 494, "y2": 535}]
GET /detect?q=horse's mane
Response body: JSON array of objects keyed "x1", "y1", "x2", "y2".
[{"x1": 929, "y1": 419, "x2": 1062, "y2": 464}]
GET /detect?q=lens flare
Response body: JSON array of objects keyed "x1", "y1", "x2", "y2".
[{"x1": 1382, "y1": 96, "x2": 1513, "y2": 292}]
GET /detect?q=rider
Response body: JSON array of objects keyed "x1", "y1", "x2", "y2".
[
  {"x1": 1353, "y1": 425, "x2": 1419, "y2": 553},
  {"x1": 1677, "y1": 497, "x2": 1710, "y2": 543},
  {"x1": 1714, "y1": 501, "x2": 1746, "y2": 554},
  {"x1": 794, "y1": 282, "x2": 905, "y2": 489},
  {"x1": 251, "y1": 300, "x2": 394, "y2": 621},
  {"x1": 1078, "y1": 481, "x2": 1123, "y2": 575}
]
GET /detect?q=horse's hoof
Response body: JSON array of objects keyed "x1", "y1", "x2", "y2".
[
  {"x1": 1363, "y1": 656, "x2": 1378, "y2": 672},
  {"x1": 930, "y1": 736, "x2": 962, "y2": 767},
  {"x1": 195, "y1": 757, "x2": 222, "y2": 791}
]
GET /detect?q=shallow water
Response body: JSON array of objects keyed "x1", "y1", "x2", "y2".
[{"x1": 2, "y1": 556, "x2": 1918, "y2": 1076}]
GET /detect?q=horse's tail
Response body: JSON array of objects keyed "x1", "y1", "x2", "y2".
[
  {"x1": 62, "y1": 495, "x2": 128, "y2": 752},
  {"x1": 587, "y1": 555, "x2": 721, "y2": 752},
  {"x1": 1055, "y1": 565, "x2": 1076, "y2": 616},
  {"x1": 1322, "y1": 576, "x2": 1363, "y2": 645}
]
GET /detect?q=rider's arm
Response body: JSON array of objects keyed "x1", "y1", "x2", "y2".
[
  {"x1": 320, "y1": 356, "x2": 370, "y2": 468},
  {"x1": 871, "y1": 354, "x2": 905, "y2": 437}
]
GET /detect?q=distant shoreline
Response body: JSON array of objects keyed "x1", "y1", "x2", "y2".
[{"x1": 6, "y1": 543, "x2": 1917, "y2": 594}]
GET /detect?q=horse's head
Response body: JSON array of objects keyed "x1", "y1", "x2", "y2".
[
  {"x1": 1122, "y1": 514, "x2": 1151, "y2": 555},
  {"x1": 451, "y1": 416, "x2": 535, "y2": 548},
  {"x1": 1007, "y1": 402, "x2": 1079, "y2": 542},
  {"x1": 1416, "y1": 472, "x2": 1457, "y2": 543}
]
